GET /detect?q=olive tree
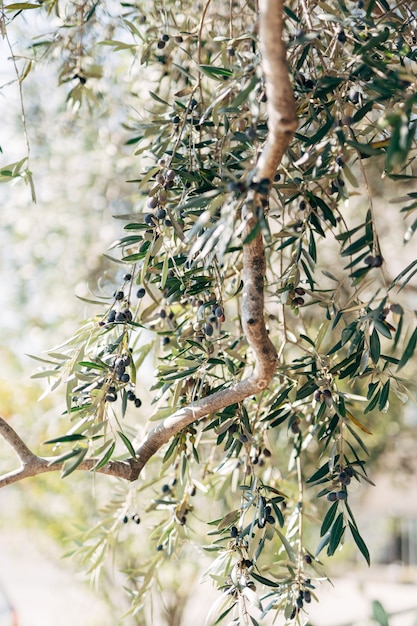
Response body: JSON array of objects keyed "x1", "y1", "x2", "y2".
[{"x1": 1, "y1": 0, "x2": 417, "y2": 623}]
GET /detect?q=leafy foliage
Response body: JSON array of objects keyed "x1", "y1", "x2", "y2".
[{"x1": 2, "y1": 0, "x2": 417, "y2": 624}]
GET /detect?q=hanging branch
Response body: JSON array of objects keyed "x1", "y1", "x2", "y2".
[{"x1": 0, "y1": 0, "x2": 296, "y2": 487}]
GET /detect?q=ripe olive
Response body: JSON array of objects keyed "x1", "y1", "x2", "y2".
[
  {"x1": 107, "y1": 309, "x2": 116, "y2": 323},
  {"x1": 204, "y1": 322, "x2": 214, "y2": 336},
  {"x1": 147, "y1": 196, "x2": 158, "y2": 209}
]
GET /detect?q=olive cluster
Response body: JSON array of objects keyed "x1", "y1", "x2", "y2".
[
  {"x1": 257, "y1": 496, "x2": 276, "y2": 529},
  {"x1": 104, "y1": 274, "x2": 135, "y2": 325},
  {"x1": 313, "y1": 388, "x2": 333, "y2": 407},
  {"x1": 105, "y1": 353, "x2": 142, "y2": 407},
  {"x1": 187, "y1": 297, "x2": 225, "y2": 340},
  {"x1": 249, "y1": 446, "x2": 272, "y2": 466},
  {"x1": 290, "y1": 581, "x2": 314, "y2": 619},
  {"x1": 143, "y1": 163, "x2": 177, "y2": 228},
  {"x1": 327, "y1": 465, "x2": 354, "y2": 501},
  {"x1": 122, "y1": 513, "x2": 141, "y2": 525},
  {"x1": 155, "y1": 33, "x2": 184, "y2": 50},
  {"x1": 285, "y1": 284, "x2": 306, "y2": 308}
]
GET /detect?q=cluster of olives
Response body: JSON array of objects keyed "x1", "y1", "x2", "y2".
[
  {"x1": 290, "y1": 583, "x2": 313, "y2": 619},
  {"x1": 187, "y1": 297, "x2": 225, "y2": 340},
  {"x1": 257, "y1": 502, "x2": 275, "y2": 529},
  {"x1": 102, "y1": 273, "x2": 136, "y2": 326},
  {"x1": 313, "y1": 388, "x2": 333, "y2": 407},
  {"x1": 327, "y1": 465, "x2": 354, "y2": 501},
  {"x1": 122, "y1": 513, "x2": 141, "y2": 525},
  {"x1": 143, "y1": 164, "x2": 178, "y2": 229},
  {"x1": 287, "y1": 285, "x2": 306, "y2": 308},
  {"x1": 249, "y1": 446, "x2": 272, "y2": 466},
  {"x1": 155, "y1": 32, "x2": 184, "y2": 50},
  {"x1": 105, "y1": 352, "x2": 142, "y2": 407}
]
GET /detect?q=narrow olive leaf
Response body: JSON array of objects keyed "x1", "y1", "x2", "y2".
[
  {"x1": 61, "y1": 447, "x2": 88, "y2": 478},
  {"x1": 315, "y1": 532, "x2": 330, "y2": 557},
  {"x1": 307, "y1": 461, "x2": 331, "y2": 484},
  {"x1": 349, "y1": 521, "x2": 370, "y2": 566},
  {"x1": 117, "y1": 431, "x2": 136, "y2": 458},
  {"x1": 397, "y1": 326, "x2": 417, "y2": 370},
  {"x1": 388, "y1": 259, "x2": 417, "y2": 291},
  {"x1": 372, "y1": 600, "x2": 389, "y2": 626},
  {"x1": 369, "y1": 328, "x2": 380, "y2": 364},
  {"x1": 48, "y1": 448, "x2": 84, "y2": 466},
  {"x1": 44, "y1": 434, "x2": 87, "y2": 445},
  {"x1": 327, "y1": 512, "x2": 345, "y2": 556},
  {"x1": 275, "y1": 528, "x2": 297, "y2": 562},
  {"x1": 345, "y1": 411, "x2": 373, "y2": 435},
  {"x1": 320, "y1": 501, "x2": 338, "y2": 537},
  {"x1": 251, "y1": 572, "x2": 280, "y2": 588},
  {"x1": 94, "y1": 441, "x2": 116, "y2": 470},
  {"x1": 378, "y1": 380, "x2": 390, "y2": 411},
  {"x1": 199, "y1": 65, "x2": 233, "y2": 79},
  {"x1": 5, "y1": 2, "x2": 40, "y2": 8}
]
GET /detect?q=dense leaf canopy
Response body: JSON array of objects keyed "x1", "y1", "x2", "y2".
[{"x1": 1, "y1": 0, "x2": 417, "y2": 624}]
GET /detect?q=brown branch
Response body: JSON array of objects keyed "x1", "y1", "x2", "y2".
[
  {"x1": 0, "y1": 0, "x2": 297, "y2": 487},
  {"x1": 0, "y1": 416, "x2": 138, "y2": 488}
]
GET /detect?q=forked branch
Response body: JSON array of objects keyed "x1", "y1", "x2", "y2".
[{"x1": 0, "y1": 0, "x2": 297, "y2": 487}]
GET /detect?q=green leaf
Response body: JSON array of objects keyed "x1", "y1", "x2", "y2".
[
  {"x1": 307, "y1": 461, "x2": 331, "y2": 484},
  {"x1": 5, "y1": 2, "x2": 40, "y2": 8},
  {"x1": 378, "y1": 380, "x2": 390, "y2": 410},
  {"x1": 370, "y1": 329, "x2": 381, "y2": 364},
  {"x1": 251, "y1": 572, "x2": 280, "y2": 588},
  {"x1": 327, "y1": 512, "x2": 345, "y2": 556},
  {"x1": 94, "y1": 441, "x2": 116, "y2": 470},
  {"x1": 349, "y1": 521, "x2": 370, "y2": 566},
  {"x1": 44, "y1": 434, "x2": 87, "y2": 445},
  {"x1": 199, "y1": 65, "x2": 233, "y2": 80},
  {"x1": 397, "y1": 326, "x2": 417, "y2": 370},
  {"x1": 117, "y1": 431, "x2": 136, "y2": 458},
  {"x1": 389, "y1": 259, "x2": 417, "y2": 292},
  {"x1": 320, "y1": 501, "x2": 338, "y2": 537},
  {"x1": 372, "y1": 600, "x2": 389, "y2": 626},
  {"x1": 61, "y1": 447, "x2": 88, "y2": 478}
]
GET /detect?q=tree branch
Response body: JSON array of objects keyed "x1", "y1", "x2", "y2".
[
  {"x1": 0, "y1": 0, "x2": 297, "y2": 487},
  {"x1": 0, "y1": 416, "x2": 138, "y2": 487}
]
